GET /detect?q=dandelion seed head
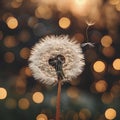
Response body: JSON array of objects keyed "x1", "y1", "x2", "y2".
[
  {"x1": 29, "y1": 35, "x2": 85, "y2": 86},
  {"x1": 85, "y1": 19, "x2": 95, "y2": 26}
]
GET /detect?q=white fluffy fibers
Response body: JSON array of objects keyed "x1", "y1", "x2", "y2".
[{"x1": 29, "y1": 35, "x2": 85, "y2": 86}]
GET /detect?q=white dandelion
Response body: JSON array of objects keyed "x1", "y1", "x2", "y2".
[
  {"x1": 29, "y1": 35, "x2": 85, "y2": 86},
  {"x1": 29, "y1": 35, "x2": 85, "y2": 120}
]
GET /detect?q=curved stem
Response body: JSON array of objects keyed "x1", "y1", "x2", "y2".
[
  {"x1": 56, "y1": 80, "x2": 61, "y2": 120},
  {"x1": 86, "y1": 25, "x2": 90, "y2": 43}
]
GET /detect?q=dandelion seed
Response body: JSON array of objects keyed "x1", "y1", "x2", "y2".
[
  {"x1": 29, "y1": 35, "x2": 85, "y2": 86},
  {"x1": 86, "y1": 20, "x2": 95, "y2": 26},
  {"x1": 81, "y1": 42, "x2": 95, "y2": 47}
]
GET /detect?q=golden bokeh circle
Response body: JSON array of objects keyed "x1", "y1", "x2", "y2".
[
  {"x1": 101, "y1": 35, "x2": 112, "y2": 47},
  {"x1": 93, "y1": 61, "x2": 106, "y2": 73},
  {"x1": 32, "y1": 92, "x2": 44, "y2": 104},
  {"x1": 105, "y1": 108, "x2": 116, "y2": 120},
  {"x1": 18, "y1": 98, "x2": 30, "y2": 110},
  {"x1": 112, "y1": 58, "x2": 120, "y2": 70},
  {"x1": 36, "y1": 113, "x2": 48, "y2": 120},
  {"x1": 0, "y1": 87, "x2": 7, "y2": 100},
  {"x1": 6, "y1": 16, "x2": 18, "y2": 29},
  {"x1": 59, "y1": 17, "x2": 71, "y2": 29}
]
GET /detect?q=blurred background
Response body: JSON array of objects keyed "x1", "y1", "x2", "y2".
[{"x1": 0, "y1": 0, "x2": 120, "y2": 120}]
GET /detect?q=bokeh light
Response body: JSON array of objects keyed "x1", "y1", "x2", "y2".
[
  {"x1": 66, "y1": 87, "x2": 79, "y2": 99},
  {"x1": 59, "y1": 17, "x2": 71, "y2": 29},
  {"x1": 18, "y1": 98, "x2": 30, "y2": 110},
  {"x1": 0, "y1": 87, "x2": 7, "y2": 100},
  {"x1": 4, "y1": 36, "x2": 18, "y2": 48},
  {"x1": 20, "y1": 47, "x2": 30, "y2": 59},
  {"x1": 73, "y1": 33, "x2": 84, "y2": 43},
  {"x1": 5, "y1": 98, "x2": 17, "y2": 109},
  {"x1": 101, "y1": 92, "x2": 113, "y2": 104},
  {"x1": 35, "y1": 5, "x2": 52, "y2": 19},
  {"x1": 95, "y1": 80, "x2": 107, "y2": 93},
  {"x1": 101, "y1": 35, "x2": 112, "y2": 47},
  {"x1": 15, "y1": 76, "x2": 26, "y2": 94},
  {"x1": 109, "y1": 0, "x2": 119, "y2": 5},
  {"x1": 4, "y1": 52, "x2": 15, "y2": 63},
  {"x1": 112, "y1": 58, "x2": 120, "y2": 70},
  {"x1": 56, "y1": 0, "x2": 70, "y2": 12},
  {"x1": 70, "y1": 0, "x2": 88, "y2": 17},
  {"x1": 25, "y1": 67, "x2": 32, "y2": 77},
  {"x1": 0, "y1": 0, "x2": 120, "y2": 119},
  {"x1": 102, "y1": 46, "x2": 115, "y2": 57},
  {"x1": 18, "y1": 30, "x2": 30, "y2": 42},
  {"x1": 28, "y1": 16, "x2": 39, "y2": 28},
  {"x1": 116, "y1": 3, "x2": 120, "y2": 11},
  {"x1": 50, "y1": 96, "x2": 56, "y2": 107},
  {"x1": 70, "y1": 78, "x2": 80, "y2": 86},
  {"x1": 36, "y1": 113, "x2": 48, "y2": 120},
  {"x1": 6, "y1": 16, "x2": 18, "y2": 29},
  {"x1": 111, "y1": 84, "x2": 120, "y2": 97},
  {"x1": 32, "y1": 92, "x2": 44, "y2": 104},
  {"x1": 65, "y1": 110, "x2": 76, "y2": 120},
  {"x1": 105, "y1": 108, "x2": 116, "y2": 120},
  {"x1": 79, "y1": 108, "x2": 91, "y2": 120},
  {"x1": 33, "y1": 23, "x2": 47, "y2": 36},
  {"x1": 11, "y1": 0, "x2": 23, "y2": 8},
  {"x1": 93, "y1": 60, "x2": 106, "y2": 73}
]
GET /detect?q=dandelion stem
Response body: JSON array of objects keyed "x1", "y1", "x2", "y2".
[
  {"x1": 86, "y1": 25, "x2": 90, "y2": 43},
  {"x1": 56, "y1": 80, "x2": 61, "y2": 120}
]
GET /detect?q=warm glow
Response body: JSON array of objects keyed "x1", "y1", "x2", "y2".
[
  {"x1": 111, "y1": 84, "x2": 120, "y2": 97},
  {"x1": 73, "y1": 33, "x2": 84, "y2": 43},
  {"x1": 93, "y1": 61, "x2": 106, "y2": 73},
  {"x1": 5, "y1": 98, "x2": 17, "y2": 109},
  {"x1": 101, "y1": 35, "x2": 112, "y2": 47},
  {"x1": 32, "y1": 92, "x2": 44, "y2": 103},
  {"x1": 116, "y1": 3, "x2": 120, "y2": 11},
  {"x1": 20, "y1": 47, "x2": 30, "y2": 59},
  {"x1": 28, "y1": 16, "x2": 38, "y2": 28},
  {"x1": 50, "y1": 96, "x2": 56, "y2": 106},
  {"x1": 95, "y1": 80, "x2": 107, "y2": 93},
  {"x1": 70, "y1": 0, "x2": 92, "y2": 17},
  {"x1": 109, "y1": 0, "x2": 119, "y2": 5},
  {"x1": 6, "y1": 16, "x2": 18, "y2": 29},
  {"x1": 67, "y1": 87, "x2": 79, "y2": 99},
  {"x1": 75, "y1": 0, "x2": 87, "y2": 5},
  {"x1": 4, "y1": 52, "x2": 15, "y2": 63},
  {"x1": 15, "y1": 76, "x2": 26, "y2": 94},
  {"x1": 11, "y1": 0, "x2": 22, "y2": 8},
  {"x1": 105, "y1": 108, "x2": 116, "y2": 120},
  {"x1": 19, "y1": 30, "x2": 30, "y2": 42},
  {"x1": 25, "y1": 67, "x2": 32, "y2": 77},
  {"x1": 102, "y1": 46, "x2": 115, "y2": 57},
  {"x1": 0, "y1": 87, "x2": 7, "y2": 100},
  {"x1": 112, "y1": 58, "x2": 120, "y2": 70},
  {"x1": 35, "y1": 5, "x2": 52, "y2": 19},
  {"x1": 18, "y1": 98, "x2": 30, "y2": 110},
  {"x1": 79, "y1": 108, "x2": 91, "y2": 120},
  {"x1": 36, "y1": 113, "x2": 48, "y2": 120},
  {"x1": 4, "y1": 36, "x2": 17, "y2": 48},
  {"x1": 59, "y1": 17, "x2": 71, "y2": 29},
  {"x1": 101, "y1": 92, "x2": 113, "y2": 104}
]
